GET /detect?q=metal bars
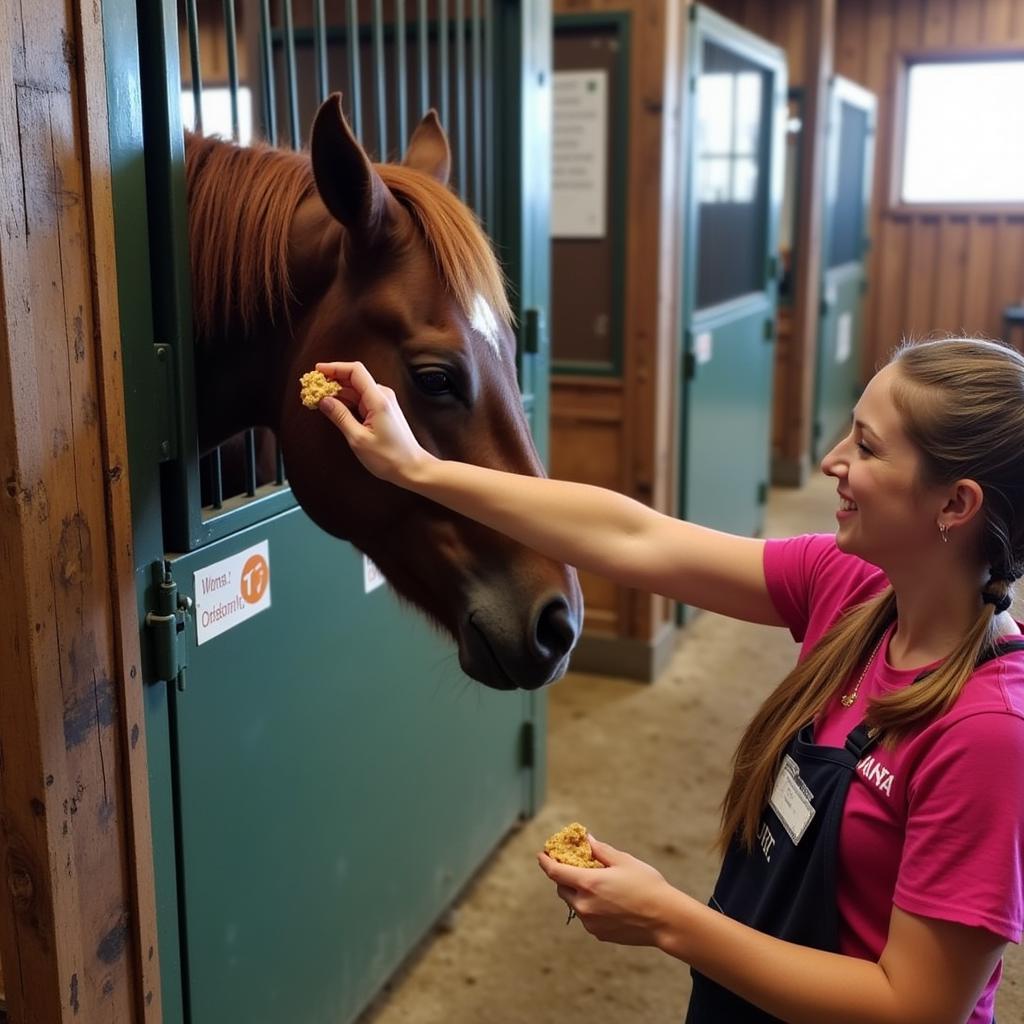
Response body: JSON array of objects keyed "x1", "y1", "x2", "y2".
[
  {"x1": 395, "y1": 0, "x2": 408, "y2": 148},
  {"x1": 471, "y1": 0, "x2": 483, "y2": 213},
  {"x1": 455, "y1": 0, "x2": 466, "y2": 196},
  {"x1": 418, "y1": 0, "x2": 429, "y2": 117},
  {"x1": 259, "y1": 0, "x2": 278, "y2": 142},
  {"x1": 438, "y1": 0, "x2": 450, "y2": 129},
  {"x1": 313, "y1": 0, "x2": 329, "y2": 100},
  {"x1": 223, "y1": 0, "x2": 240, "y2": 139},
  {"x1": 373, "y1": 0, "x2": 387, "y2": 155},
  {"x1": 185, "y1": 0, "x2": 203, "y2": 132},
  {"x1": 347, "y1": 0, "x2": 363, "y2": 138},
  {"x1": 177, "y1": 0, "x2": 498, "y2": 522},
  {"x1": 281, "y1": 0, "x2": 301, "y2": 148}
]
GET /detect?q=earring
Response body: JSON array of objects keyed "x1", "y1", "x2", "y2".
[{"x1": 939, "y1": 523, "x2": 949, "y2": 544}]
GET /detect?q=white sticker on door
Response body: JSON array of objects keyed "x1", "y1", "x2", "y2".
[
  {"x1": 194, "y1": 540, "x2": 271, "y2": 645},
  {"x1": 695, "y1": 331, "x2": 713, "y2": 365},
  {"x1": 364, "y1": 555, "x2": 386, "y2": 594}
]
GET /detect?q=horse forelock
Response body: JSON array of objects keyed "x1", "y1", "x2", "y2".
[
  {"x1": 185, "y1": 133, "x2": 316, "y2": 341},
  {"x1": 185, "y1": 133, "x2": 511, "y2": 347},
  {"x1": 376, "y1": 163, "x2": 514, "y2": 339}
]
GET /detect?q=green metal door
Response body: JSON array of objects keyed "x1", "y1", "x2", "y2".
[
  {"x1": 814, "y1": 76, "x2": 876, "y2": 460},
  {"x1": 679, "y1": 6, "x2": 786, "y2": 553},
  {"x1": 102, "y1": 2, "x2": 552, "y2": 1022}
]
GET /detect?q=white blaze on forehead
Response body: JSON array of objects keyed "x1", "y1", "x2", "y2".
[{"x1": 470, "y1": 293, "x2": 502, "y2": 358}]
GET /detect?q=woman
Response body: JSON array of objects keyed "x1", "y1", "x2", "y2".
[{"x1": 316, "y1": 337, "x2": 1024, "y2": 1024}]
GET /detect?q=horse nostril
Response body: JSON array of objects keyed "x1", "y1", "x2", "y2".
[{"x1": 533, "y1": 596, "x2": 578, "y2": 661}]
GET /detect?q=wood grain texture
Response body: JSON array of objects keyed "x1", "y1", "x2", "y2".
[
  {"x1": 550, "y1": 0, "x2": 688, "y2": 652},
  {"x1": 841, "y1": 0, "x2": 1024, "y2": 371},
  {"x1": 0, "y1": 1, "x2": 155, "y2": 1020}
]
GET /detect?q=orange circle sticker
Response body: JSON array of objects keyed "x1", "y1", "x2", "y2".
[{"x1": 240, "y1": 553, "x2": 269, "y2": 604}]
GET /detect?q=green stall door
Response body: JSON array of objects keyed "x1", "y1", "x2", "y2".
[
  {"x1": 679, "y1": 7, "x2": 787, "y2": 563},
  {"x1": 167, "y1": 513, "x2": 533, "y2": 1024},
  {"x1": 103, "y1": 0, "x2": 554, "y2": 1020},
  {"x1": 814, "y1": 76, "x2": 877, "y2": 461}
]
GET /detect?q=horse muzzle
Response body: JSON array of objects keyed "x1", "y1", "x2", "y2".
[{"x1": 460, "y1": 588, "x2": 582, "y2": 691}]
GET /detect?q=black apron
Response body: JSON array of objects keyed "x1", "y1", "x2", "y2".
[{"x1": 685, "y1": 641, "x2": 1024, "y2": 1024}]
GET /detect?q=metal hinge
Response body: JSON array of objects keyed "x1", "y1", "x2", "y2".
[
  {"x1": 757, "y1": 481, "x2": 768, "y2": 506},
  {"x1": 523, "y1": 307, "x2": 542, "y2": 355},
  {"x1": 683, "y1": 349, "x2": 696, "y2": 381},
  {"x1": 145, "y1": 560, "x2": 192, "y2": 691},
  {"x1": 519, "y1": 721, "x2": 536, "y2": 768},
  {"x1": 763, "y1": 317, "x2": 775, "y2": 342}
]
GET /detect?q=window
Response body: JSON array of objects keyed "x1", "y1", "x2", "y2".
[
  {"x1": 900, "y1": 59, "x2": 1024, "y2": 205},
  {"x1": 180, "y1": 86, "x2": 254, "y2": 145},
  {"x1": 694, "y1": 41, "x2": 770, "y2": 309}
]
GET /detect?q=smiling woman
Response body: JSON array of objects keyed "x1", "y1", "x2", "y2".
[{"x1": 319, "y1": 336, "x2": 1024, "y2": 1024}]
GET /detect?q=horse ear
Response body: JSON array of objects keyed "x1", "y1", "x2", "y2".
[
  {"x1": 310, "y1": 93, "x2": 394, "y2": 235},
  {"x1": 403, "y1": 110, "x2": 451, "y2": 185}
]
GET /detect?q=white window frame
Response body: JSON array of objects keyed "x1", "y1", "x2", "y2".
[{"x1": 891, "y1": 49, "x2": 1024, "y2": 216}]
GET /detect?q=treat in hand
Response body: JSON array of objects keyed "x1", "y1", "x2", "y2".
[
  {"x1": 299, "y1": 369, "x2": 341, "y2": 409},
  {"x1": 544, "y1": 823, "x2": 604, "y2": 869}
]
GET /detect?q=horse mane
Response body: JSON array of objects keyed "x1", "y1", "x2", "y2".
[{"x1": 184, "y1": 133, "x2": 512, "y2": 340}]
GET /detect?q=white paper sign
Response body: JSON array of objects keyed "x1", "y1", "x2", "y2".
[
  {"x1": 552, "y1": 70, "x2": 608, "y2": 238},
  {"x1": 194, "y1": 540, "x2": 271, "y2": 645},
  {"x1": 836, "y1": 312, "x2": 853, "y2": 364},
  {"x1": 363, "y1": 555, "x2": 386, "y2": 594}
]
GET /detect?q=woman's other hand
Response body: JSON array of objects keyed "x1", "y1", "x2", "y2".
[
  {"x1": 315, "y1": 361, "x2": 434, "y2": 486},
  {"x1": 538, "y1": 835, "x2": 686, "y2": 947}
]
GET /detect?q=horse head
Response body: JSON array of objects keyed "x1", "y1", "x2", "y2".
[{"x1": 187, "y1": 95, "x2": 582, "y2": 690}]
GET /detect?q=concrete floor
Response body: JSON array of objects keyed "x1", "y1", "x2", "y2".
[{"x1": 358, "y1": 473, "x2": 1024, "y2": 1024}]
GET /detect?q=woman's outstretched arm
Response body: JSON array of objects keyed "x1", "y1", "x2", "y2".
[{"x1": 316, "y1": 361, "x2": 785, "y2": 625}]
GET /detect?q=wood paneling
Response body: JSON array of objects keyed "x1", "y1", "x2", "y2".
[
  {"x1": 0, "y1": 1, "x2": 157, "y2": 1020},
  {"x1": 550, "y1": 0, "x2": 687, "y2": 666},
  {"x1": 835, "y1": 0, "x2": 1024, "y2": 368}
]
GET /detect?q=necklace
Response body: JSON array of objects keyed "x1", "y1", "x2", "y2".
[{"x1": 840, "y1": 632, "x2": 886, "y2": 708}]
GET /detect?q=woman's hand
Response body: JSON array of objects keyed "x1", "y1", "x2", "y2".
[
  {"x1": 538, "y1": 835, "x2": 684, "y2": 947},
  {"x1": 315, "y1": 361, "x2": 434, "y2": 486}
]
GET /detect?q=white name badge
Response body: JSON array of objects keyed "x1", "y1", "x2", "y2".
[{"x1": 769, "y1": 754, "x2": 815, "y2": 845}]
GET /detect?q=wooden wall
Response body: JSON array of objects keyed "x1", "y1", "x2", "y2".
[
  {"x1": 550, "y1": 0, "x2": 687, "y2": 678},
  {"x1": 832, "y1": 0, "x2": 1024, "y2": 374},
  {"x1": 0, "y1": 1, "x2": 158, "y2": 1020}
]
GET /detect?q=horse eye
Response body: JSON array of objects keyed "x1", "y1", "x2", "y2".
[{"x1": 415, "y1": 369, "x2": 455, "y2": 396}]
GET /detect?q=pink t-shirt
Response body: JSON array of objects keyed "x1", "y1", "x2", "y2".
[{"x1": 764, "y1": 534, "x2": 1024, "y2": 1024}]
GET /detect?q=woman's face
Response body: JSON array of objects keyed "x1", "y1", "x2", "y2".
[{"x1": 820, "y1": 364, "x2": 946, "y2": 571}]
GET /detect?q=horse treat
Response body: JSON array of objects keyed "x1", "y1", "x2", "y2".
[
  {"x1": 544, "y1": 823, "x2": 604, "y2": 868},
  {"x1": 299, "y1": 370, "x2": 341, "y2": 409}
]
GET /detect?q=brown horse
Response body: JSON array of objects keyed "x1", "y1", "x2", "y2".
[{"x1": 183, "y1": 93, "x2": 582, "y2": 690}]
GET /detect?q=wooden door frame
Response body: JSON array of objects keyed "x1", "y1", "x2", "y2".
[{"x1": 0, "y1": 1, "x2": 160, "y2": 1021}]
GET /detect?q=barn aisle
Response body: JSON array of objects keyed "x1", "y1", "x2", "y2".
[{"x1": 359, "y1": 473, "x2": 1024, "y2": 1024}]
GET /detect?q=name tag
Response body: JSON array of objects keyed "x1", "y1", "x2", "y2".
[{"x1": 769, "y1": 755, "x2": 815, "y2": 845}]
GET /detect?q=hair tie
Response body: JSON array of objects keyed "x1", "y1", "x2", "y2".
[
  {"x1": 982, "y1": 591, "x2": 1013, "y2": 614},
  {"x1": 990, "y1": 564, "x2": 1024, "y2": 584}
]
